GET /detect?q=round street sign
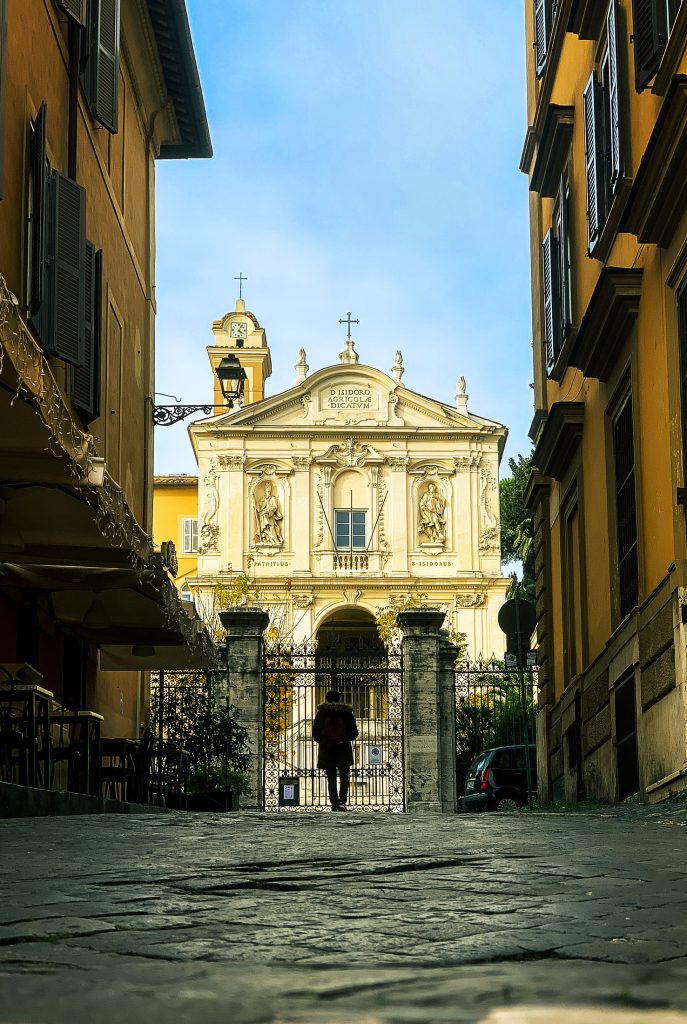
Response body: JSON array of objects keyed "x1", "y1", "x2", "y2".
[{"x1": 498, "y1": 598, "x2": 537, "y2": 642}]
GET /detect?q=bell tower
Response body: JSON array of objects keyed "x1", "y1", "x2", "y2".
[{"x1": 207, "y1": 297, "x2": 272, "y2": 410}]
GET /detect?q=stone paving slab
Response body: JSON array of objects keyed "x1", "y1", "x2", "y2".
[{"x1": 1, "y1": 807, "x2": 687, "y2": 1022}]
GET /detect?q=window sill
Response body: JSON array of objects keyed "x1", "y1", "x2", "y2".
[
  {"x1": 548, "y1": 325, "x2": 579, "y2": 383},
  {"x1": 588, "y1": 178, "x2": 632, "y2": 264}
]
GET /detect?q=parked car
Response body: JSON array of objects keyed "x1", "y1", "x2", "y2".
[{"x1": 461, "y1": 744, "x2": 537, "y2": 812}]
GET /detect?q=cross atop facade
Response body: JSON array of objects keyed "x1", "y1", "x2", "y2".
[
  {"x1": 234, "y1": 272, "x2": 247, "y2": 300},
  {"x1": 338, "y1": 312, "x2": 359, "y2": 339}
]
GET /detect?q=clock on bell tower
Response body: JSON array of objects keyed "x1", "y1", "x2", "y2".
[{"x1": 206, "y1": 296, "x2": 272, "y2": 412}]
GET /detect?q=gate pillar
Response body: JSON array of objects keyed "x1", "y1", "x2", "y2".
[
  {"x1": 398, "y1": 608, "x2": 457, "y2": 813},
  {"x1": 219, "y1": 606, "x2": 269, "y2": 810}
]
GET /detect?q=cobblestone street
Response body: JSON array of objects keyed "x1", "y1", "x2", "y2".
[{"x1": 2, "y1": 808, "x2": 687, "y2": 1023}]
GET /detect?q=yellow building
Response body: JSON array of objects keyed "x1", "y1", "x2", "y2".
[
  {"x1": 153, "y1": 476, "x2": 200, "y2": 596},
  {"x1": 0, "y1": 0, "x2": 214, "y2": 742},
  {"x1": 522, "y1": 0, "x2": 687, "y2": 802}
]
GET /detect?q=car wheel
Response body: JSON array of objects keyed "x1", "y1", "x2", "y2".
[{"x1": 495, "y1": 796, "x2": 519, "y2": 812}]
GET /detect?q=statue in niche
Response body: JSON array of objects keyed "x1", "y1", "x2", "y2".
[
  {"x1": 254, "y1": 482, "x2": 284, "y2": 546},
  {"x1": 418, "y1": 482, "x2": 447, "y2": 545}
]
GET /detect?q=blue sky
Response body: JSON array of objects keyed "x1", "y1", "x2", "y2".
[{"x1": 154, "y1": 0, "x2": 532, "y2": 475}]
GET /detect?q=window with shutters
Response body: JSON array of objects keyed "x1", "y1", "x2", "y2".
[
  {"x1": 46, "y1": 170, "x2": 86, "y2": 366},
  {"x1": 534, "y1": 0, "x2": 559, "y2": 77},
  {"x1": 27, "y1": 105, "x2": 49, "y2": 344},
  {"x1": 583, "y1": 1, "x2": 623, "y2": 254},
  {"x1": 82, "y1": 0, "x2": 120, "y2": 134},
  {"x1": 182, "y1": 518, "x2": 199, "y2": 554},
  {"x1": 611, "y1": 389, "x2": 639, "y2": 620},
  {"x1": 676, "y1": 281, "x2": 687, "y2": 528},
  {"x1": 71, "y1": 243, "x2": 102, "y2": 420},
  {"x1": 632, "y1": 0, "x2": 683, "y2": 91},
  {"x1": 543, "y1": 171, "x2": 572, "y2": 372}
]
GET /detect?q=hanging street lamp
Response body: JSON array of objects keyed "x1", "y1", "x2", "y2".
[{"x1": 152, "y1": 355, "x2": 247, "y2": 426}]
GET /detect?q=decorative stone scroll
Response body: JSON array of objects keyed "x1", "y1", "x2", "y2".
[
  {"x1": 479, "y1": 469, "x2": 500, "y2": 553},
  {"x1": 199, "y1": 459, "x2": 220, "y2": 554}
]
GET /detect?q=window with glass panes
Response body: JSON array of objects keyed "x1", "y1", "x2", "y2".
[{"x1": 334, "y1": 510, "x2": 366, "y2": 549}]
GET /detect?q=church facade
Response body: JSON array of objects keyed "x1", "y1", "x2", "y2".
[{"x1": 187, "y1": 300, "x2": 510, "y2": 655}]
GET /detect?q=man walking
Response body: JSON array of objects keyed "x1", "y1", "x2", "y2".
[{"x1": 312, "y1": 690, "x2": 359, "y2": 811}]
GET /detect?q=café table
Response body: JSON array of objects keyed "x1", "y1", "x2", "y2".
[
  {"x1": 100, "y1": 737, "x2": 139, "y2": 801},
  {"x1": 153, "y1": 742, "x2": 190, "y2": 809},
  {"x1": 50, "y1": 706, "x2": 104, "y2": 795},
  {"x1": 0, "y1": 681, "x2": 53, "y2": 788}
]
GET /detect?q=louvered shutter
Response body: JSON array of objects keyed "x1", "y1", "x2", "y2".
[
  {"x1": 72, "y1": 243, "x2": 102, "y2": 419},
  {"x1": 558, "y1": 176, "x2": 572, "y2": 331},
  {"x1": 631, "y1": 0, "x2": 667, "y2": 90},
  {"x1": 47, "y1": 171, "x2": 86, "y2": 366},
  {"x1": 535, "y1": 0, "x2": 547, "y2": 75},
  {"x1": 84, "y1": 0, "x2": 120, "y2": 133},
  {"x1": 56, "y1": 0, "x2": 86, "y2": 25},
  {"x1": 0, "y1": 0, "x2": 7, "y2": 199},
  {"x1": 607, "y1": 0, "x2": 622, "y2": 192},
  {"x1": 535, "y1": 0, "x2": 556, "y2": 77},
  {"x1": 191, "y1": 519, "x2": 198, "y2": 552},
  {"x1": 542, "y1": 229, "x2": 561, "y2": 369},
  {"x1": 583, "y1": 72, "x2": 605, "y2": 252},
  {"x1": 30, "y1": 104, "x2": 48, "y2": 317}
]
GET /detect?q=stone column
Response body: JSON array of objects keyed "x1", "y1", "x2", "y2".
[
  {"x1": 219, "y1": 606, "x2": 269, "y2": 810},
  {"x1": 398, "y1": 607, "x2": 457, "y2": 813},
  {"x1": 438, "y1": 634, "x2": 458, "y2": 812}
]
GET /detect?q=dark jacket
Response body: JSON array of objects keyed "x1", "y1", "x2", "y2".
[{"x1": 312, "y1": 701, "x2": 359, "y2": 770}]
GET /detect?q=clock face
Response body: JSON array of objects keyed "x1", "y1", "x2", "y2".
[{"x1": 230, "y1": 321, "x2": 248, "y2": 340}]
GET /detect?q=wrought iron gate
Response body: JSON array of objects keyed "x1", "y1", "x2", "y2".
[
  {"x1": 263, "y1": 641, "x2": 404, "y2": 812},
  {"x1": 455, "y1": 658, "x2": 538, "y2": 794}
]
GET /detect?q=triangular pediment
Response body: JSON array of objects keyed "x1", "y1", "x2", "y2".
[{"x1": 191, "y1": 364, "x2": 503, "y2": 436}]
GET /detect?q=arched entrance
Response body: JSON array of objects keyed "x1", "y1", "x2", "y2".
[{"x1": 262, "y1": 607, "x2": 405, "y2": 812}]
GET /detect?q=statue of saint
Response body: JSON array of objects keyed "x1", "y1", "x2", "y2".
[
  {"x1": 419, "y1": 482, "x2": 447, "y2": 544},
  {"x1": 254, "y1": 483, "x2": 283, "y2": 546}
]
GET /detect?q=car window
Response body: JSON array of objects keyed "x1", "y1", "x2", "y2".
[
  {"x1": 467, "y1": 753, "x2": 488, "y2": 774},
  {"x1": 512, "y1": 747, "x2": 536, "y2": 769},
  {"x1": 491, "y1": 750, "x2": 511, "y2": 770}
]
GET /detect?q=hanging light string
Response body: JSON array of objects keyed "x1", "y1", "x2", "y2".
[{"x1": 0, "y1": 274, "x2": 217, "y2": 667}]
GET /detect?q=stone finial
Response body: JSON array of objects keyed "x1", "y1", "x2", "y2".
[
  {"x1": 294, "y1": 348, "x2": 309, "y2": 384},
  {"x1": 339, "y1": 338, "x2": 359, "y2": 365},
  {"x1": 392, "y1": 351, "x2": 405, "y2": 384},
  {"x1": 456, "y1": 375, "x2": 468, "y2": 414}
]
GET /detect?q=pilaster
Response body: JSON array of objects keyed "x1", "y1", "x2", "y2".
[
  {"x1": 398, "y1": 607, "x2": 456, "y2": 812},
  {"x1": 219, "y1": 606, "x2": 269, "y2": 809}
]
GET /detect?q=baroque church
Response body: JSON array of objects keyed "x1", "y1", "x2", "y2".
[{"x1": 173, "y1": 296, "x2": 510, "y2": 656}]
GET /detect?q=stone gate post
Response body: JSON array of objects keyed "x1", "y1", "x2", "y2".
[
  {"x1": 219, "y1": 606, "x2": 269, "y2": 810},
  {"x1": 398, "y1": 608, "x2": 457, "y2": 813}
]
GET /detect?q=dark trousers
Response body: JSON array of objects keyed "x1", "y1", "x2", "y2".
[{"x1": 325, "y1": 766, "x2": 350, "y2": 807}]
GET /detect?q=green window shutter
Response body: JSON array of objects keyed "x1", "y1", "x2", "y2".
[
  {"x1": 72, "y1": 243, "x2": 101, "y2": 420},
  {"x1": 56, "y1": 0, "x2": 86, "y2": 25},
  {"x1": 84, "y1": 0, "x2": 120, "y2": 133},
  {"x1": 47, "y1": 171, "x2": 86, "y2": 367},
  {"x1": 30, "y1": 104, "x2": 48, "y2": 318},
  {"x1": 542, "y1": 228, "x2": 561, "y2": 370},
  {"x1": 631, "y1": 0, "x2": 667, "y2": 91},
  {"x1": 0, "y1": 0, "x2": 7, "y2": 199},
  {"x1": 583, "y1": 72, "x2": 605, "y2": 253},
  {"x1": 534, "y1": 0, "x2": 555, "y2": 77},
  {"x1": 607, "y1": 0, "x2": 623, "y2": 193},
  {"x1": 558, "y1": 174, "x2": 572, "y2": 331}
]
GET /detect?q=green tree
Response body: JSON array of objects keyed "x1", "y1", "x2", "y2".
[{"x1": 500, "y1": 451, "x2": 535, "y2": 602}]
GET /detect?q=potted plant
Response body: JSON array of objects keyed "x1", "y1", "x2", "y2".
[{"x1": 187, "y1": 756, "x2": 250, "y2": 811}]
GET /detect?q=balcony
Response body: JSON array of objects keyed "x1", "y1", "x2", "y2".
[{"x1": 333, "y1": 552, "x2": 369, "y2": 571}]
